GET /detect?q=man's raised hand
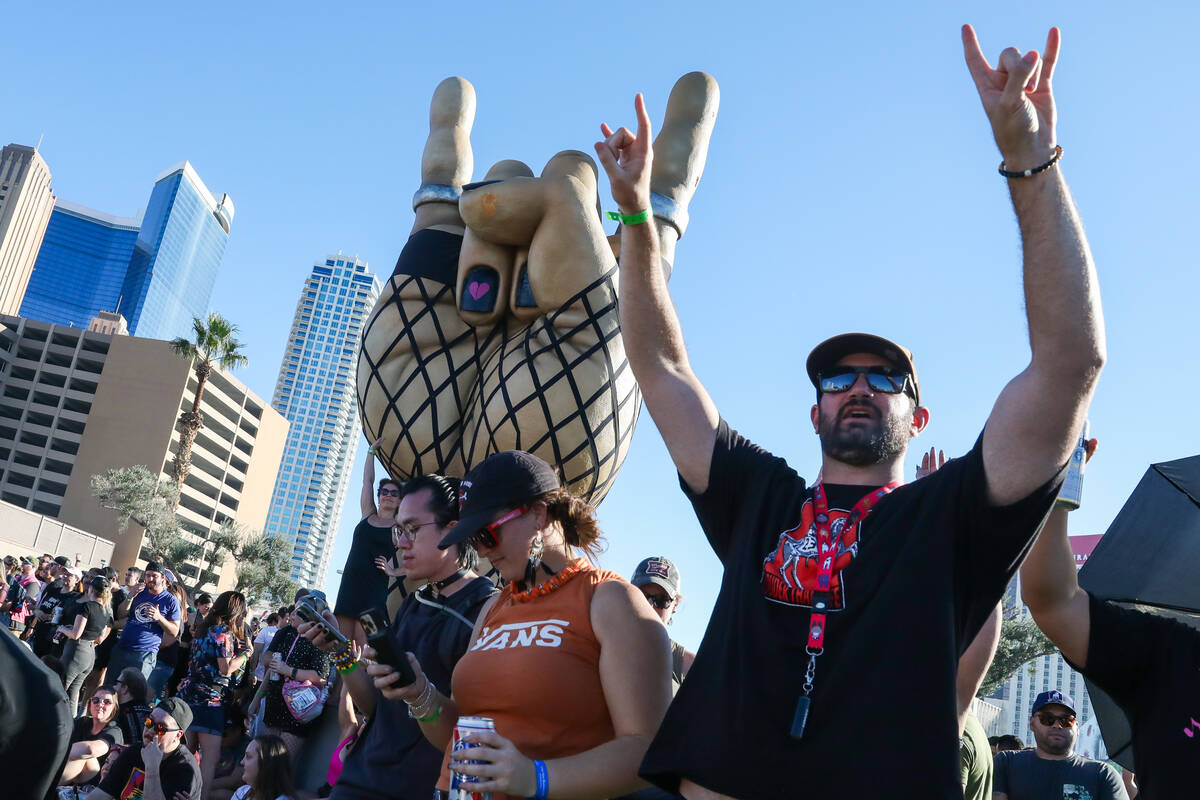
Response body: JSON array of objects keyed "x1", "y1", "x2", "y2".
[
  {"x1": 962, "y1": 24, "x2": 1060, "y2": 169},
  {"x1": 595, "y1": 93, "x2": 653, "y2": 215}
]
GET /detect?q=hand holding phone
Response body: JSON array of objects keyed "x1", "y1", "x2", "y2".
[
  {"x1": 359, "y1": 607, "x2": 416, "y2": 686},
  {"x1": 295, "y1": 601, "x2": 349, "y2": 648}
]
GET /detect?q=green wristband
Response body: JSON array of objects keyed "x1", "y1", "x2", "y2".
[
  {"x1": 606, "y1": 209, "x2": 651, "y2": 225},
  {"x1": 416, "y1": 702, "x2": 441, "y2": 723}
]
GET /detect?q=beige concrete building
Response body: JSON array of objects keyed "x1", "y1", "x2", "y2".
[
  {"x1": 0, "y1": 497, "x2": 114, "y2": 566},
  {"x1": 0, "y1": 145, "x2": 55, "y2": 316},
  {"x1": 0, "y1": 315, "x2": 287, "y2": 589}
]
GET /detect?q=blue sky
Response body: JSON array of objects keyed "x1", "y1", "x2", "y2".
[{"x1": 5, "y1": 3, "x2": 1196, "y2": 649}]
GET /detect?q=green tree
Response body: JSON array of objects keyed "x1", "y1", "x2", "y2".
[
  {"x1": 168, "y1": 313, "x2": 248, "y2": 504},
  {"x1": 979, "y1": 606, "x2": 1060, "y2": 697},
  {"x1": 91, "y1": 466, "x2": 199, "y2": 569},
  {"x1": 235, "y1": 532, "x2": 298, "y2": 605},
  {"x1": 94, "y1": 468, "x2": 298, "y2": 602}
]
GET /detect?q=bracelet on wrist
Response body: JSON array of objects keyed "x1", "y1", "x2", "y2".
[
  {"x1": 606, "y1": 208, "x2": 651, "y2": 226},
  {"x1": 528, "y1": 759, "x2": 549, "y2": 800},
  {"x1": 998, "y1": 145, "x2": 1063, "y2": 179}
]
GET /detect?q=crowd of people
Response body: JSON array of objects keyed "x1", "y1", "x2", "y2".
[{"x1": 4, "y1": 21, "x2": 1199, "y2": 800}]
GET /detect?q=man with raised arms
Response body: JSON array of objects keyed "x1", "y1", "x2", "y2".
[{"x1": 594, "y1": 25, "x2": 1105, "y2": 799}]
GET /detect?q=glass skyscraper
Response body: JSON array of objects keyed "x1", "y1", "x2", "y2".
[
  {"x1": 264, "y1": 254, "x2": 380, "y2": 587},
  {"x1": 20, "y1": 161, "x2": 233, "y2": 340},
  {"x1": 18, "y1": 201, "x2": 139, "y2": 328}
]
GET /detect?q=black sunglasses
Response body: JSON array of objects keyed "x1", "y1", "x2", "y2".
[
  {"x1": 1035, "y1": 712, "x2": 1076, "y2": 729},
  {"x1": 643, "y1": 595, "x2": 673, "y2": 610},
  {"x1": 818, "y1": 366, "x2": 912, "y2": 396}
]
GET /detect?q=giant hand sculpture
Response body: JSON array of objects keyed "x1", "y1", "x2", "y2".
[{"x1": 357, "y1": 73, "x2": 718, "y2": 503}]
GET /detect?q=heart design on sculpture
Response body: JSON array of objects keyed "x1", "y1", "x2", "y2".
[{"x1": 468, "y1": 281, "x2": 490, "y2": 300}]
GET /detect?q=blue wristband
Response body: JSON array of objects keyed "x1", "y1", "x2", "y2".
[{"x1": 530, "y1": 759, "x2": 549, "y2": 800}]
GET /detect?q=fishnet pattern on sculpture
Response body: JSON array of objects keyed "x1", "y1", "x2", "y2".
[{"x1": 357, "y1": 266, "x2": 640, "y2": 505}]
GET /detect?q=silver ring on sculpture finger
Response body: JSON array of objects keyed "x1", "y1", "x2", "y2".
[
  {"x1": 412, "y1": 183, "x2": 463, "y2": 210},
  {"x1": 651, "y1": 191, "x2": 689, "y2": 238}
]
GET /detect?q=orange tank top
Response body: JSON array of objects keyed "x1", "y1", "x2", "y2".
[{"x1": 438, "y1": 560, "x2": 622, "y2": 796}]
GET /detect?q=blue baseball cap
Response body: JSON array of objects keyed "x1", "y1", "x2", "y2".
[{"x1": 1031, "y1": 689, "x2": 1076, "y2": 716}]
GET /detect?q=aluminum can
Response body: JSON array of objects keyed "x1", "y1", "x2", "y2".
[
  {"x1": 51, "y1": 606, "x2": 63, "y2": 624},
  {"x1": 1055, "y1": 419, "x2": 1090, "y2": 510},
  {"x1": 449, "y1": 715, "x2": 495, "y2": 800}
]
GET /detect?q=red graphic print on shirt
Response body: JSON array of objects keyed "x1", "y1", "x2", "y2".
[{"x1": 761, "y1": 499, "x2": 859, "y2": 608}]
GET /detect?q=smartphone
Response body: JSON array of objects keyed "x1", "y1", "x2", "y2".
[
  {"x1": 295, "y1": 601, "x2": 349, "y2": 648},
  {"x1": 359, "y1": 607, "x2": 416, "y2": 686}
]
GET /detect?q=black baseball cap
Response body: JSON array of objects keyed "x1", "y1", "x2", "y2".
[
  {"x1": 806, "y1": 332, "x2": 922, "y2": 406},
  {"x1": 156, "y1": 697, "x2": 193, "y2": 731},
  {"x1": 439, "y1": 451, "x2": 560, "y2": 549},
  {"x1": 144, "y1": 560, "x2": 164, "y2": 575}
]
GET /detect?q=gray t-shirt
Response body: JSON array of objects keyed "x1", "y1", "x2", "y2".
[{"x1": 993, "y1": 749, "x2": 1128, "y2": 800}]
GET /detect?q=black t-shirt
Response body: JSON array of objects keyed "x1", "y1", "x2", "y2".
[
  {"x1": 263, "y1": 625, "x2": 333, "y2": 732},
  {"x1": 993, "y1": 748, "x2": 1126, "y2": 799},
  {"x1": 98, "y1": 742, "x2": 203, "y2": 800},
  {"x1": 1064, "y1": 593, "x2": 1200, "y2": 799},
  {"x1": 70, "y1": 715, "x2": 125, "y2": 749},
  {"x1": 333, "y1": 576, "x2": 497, "y2": 800},
  {"x1": 72, "y1": 599, "x2": 111, "y2": 641},
  {"x1": 639, "y1": 420, "x2": 1064, "y2": 799}
]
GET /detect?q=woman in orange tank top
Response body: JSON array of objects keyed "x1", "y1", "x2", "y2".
[{"x1": 368, "y1": 450, "x2": 672, "y2": 800}]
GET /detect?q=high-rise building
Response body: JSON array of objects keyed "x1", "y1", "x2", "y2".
[
  {"x1": 122, "y1": 162, "x2": 234, "y2": 341},
  {"x1": 264, "y1": 254, "x2": 380, "y2": 588},
  {"x1": 20, "y1": 161, "x2": 233, "y2": 340},
  {"x1": 19, "y1": 200, "x2": 140, "y2": 328},
  {"x1": 0, "y1": 144, "x2": 55, "y2": 316},
  {"x1": 0, "y1": 314, "x2": 286, "y2": 589}
]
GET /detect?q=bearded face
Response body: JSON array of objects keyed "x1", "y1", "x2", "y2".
[{"x1": 816, "y1": 392, "x2": 913, "y2": 467}]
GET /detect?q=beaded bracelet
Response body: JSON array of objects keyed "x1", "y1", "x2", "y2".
[
  {"x1": 998, "y1": 145, "x2": 1063, "y2": 179},
  {"x1": 330, "y1": 642, "x2": 358, "y2": 673}
]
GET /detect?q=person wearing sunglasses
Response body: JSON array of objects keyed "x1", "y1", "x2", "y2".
[
  {"x1": 631, "y1": 557, "x2": 695, "y2": 694},
  {"x1": 56, "y1": 685, "x2": 125, "y2": 788},
  {"x1": 335, "y1": 436, "x2": 404, "y2": 646},
  {"x1": 597, "y1": 24, "x2": 1106, "y2": 800},
  {"x1": 992, "y1": 691, "x2": 1127, "y2": 799},
  {"x1": 372, "y1": 450, "x2": 669, "y2": 800},
  {"x1": 90, "y1": 697, "x2": 202, "y2": 800}
]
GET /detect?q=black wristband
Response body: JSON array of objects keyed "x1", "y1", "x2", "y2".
[{"x1": 998, "y1": 145, "x2": 1063, "y2": 179}]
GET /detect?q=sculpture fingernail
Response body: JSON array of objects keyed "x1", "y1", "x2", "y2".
[
  {"x1": 514, "y1": 263, "x2": 537, "y2": 308},
  {"x1": 462, "y1": 179, "x2": 503, "y2": 192},
  {"x1": 461, "y1": 266, "x2": 498, "y2": 312}
]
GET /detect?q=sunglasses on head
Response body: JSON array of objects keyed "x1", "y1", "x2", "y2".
[
  {"x1": 1035, "y1": 711, "x2": 1076, "y2": 729},
  {"x1": 818, "y1": 366, "x2": 912, "y2": 396},
  {"x1": 643, "y1": 594, "x2": 673, "y2": 610},
  {"x1": 144, "y1": 717, "x2": 179, "y2": 735},
  {"x1": 470, "y1": 505, "x2": 529, "y2": 549}
]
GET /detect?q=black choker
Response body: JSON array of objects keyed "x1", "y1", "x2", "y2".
[{"x1": 430, "y1": 569, "x2": 466, "y2": 595}]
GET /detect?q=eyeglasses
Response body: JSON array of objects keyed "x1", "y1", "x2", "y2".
[
  {"x1": 90, "y1": 697, "x2": 115, "y2": 706},
  {"x1": 393, "y1": 520, "x2": 441, "y2": 544},
  {"x1": 643, "y1": 594, "x2": 674, "y2": 610},
  {"x1": 470, "y1": 505, "x2": 528, "y2": 549},
  {"x1": 379, "y1": 488, "x2": 401, "y2": 497},
  {"x1": 818, "y1": 366, "x2": 912, "y2": 396},
  {"x1": 144, "y1": 717, "x2": 179, "y2": 735},
  {"x1": 1035, "y1": 712, "x2": 1077, "y2": 729}
]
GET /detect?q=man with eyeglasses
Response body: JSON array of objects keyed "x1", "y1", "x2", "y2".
[
  {"x1": 90, "y1": 696, "x2": 202, "y2": 800},
  {"x1": 993, "y1": 691, "x2": 1127, "y2": 800},
  {"x1": 597, "y1": 24, "x2": 1106, "y2": 800},
  {"x1": 632, "y1": 557, "x2": 695, "y2": 693}
]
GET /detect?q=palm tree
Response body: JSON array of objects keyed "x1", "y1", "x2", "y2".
[{"x1": 168, "y1": 313, "x2": 249, "y2": 505}]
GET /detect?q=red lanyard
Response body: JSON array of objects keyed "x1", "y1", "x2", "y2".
[{"x1": 792, "y1": 480, "x2": 899, "y2": 739}]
